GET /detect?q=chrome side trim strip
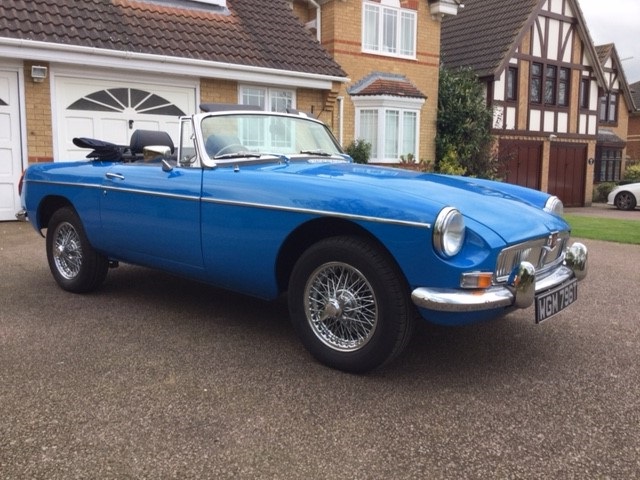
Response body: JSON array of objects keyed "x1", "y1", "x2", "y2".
[
  {"x1": 24, "y1": 180, "x2": 431, "y2": 229},
  {"x1": 200, "y1": 197, "x2": 432, "y2": 229}
]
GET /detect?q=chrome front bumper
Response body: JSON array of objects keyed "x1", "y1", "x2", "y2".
[{"x1": 412, "y1": 242, "x2": 588, "y2": 313}]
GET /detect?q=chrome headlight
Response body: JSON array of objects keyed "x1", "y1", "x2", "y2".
[
  {"x1": 544, "y1": 196, "x2": 564, "y2": 216},
  {"x1": 433, "y1": 207, "x2": 465, "y2": 258}
]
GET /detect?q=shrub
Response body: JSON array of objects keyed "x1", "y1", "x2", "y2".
[
  {"x1": 436, "y1": 147, "x2": 467, "y2": 176},
  {"x1": 344, "y1": 139, "x2": 372, "y2": 164},
  {"x1": 623, "y1": 164, "x2": 640, "y2": 183},
  {"x1": 593, "y1": 182, "x2": 616, "y2": 202}
]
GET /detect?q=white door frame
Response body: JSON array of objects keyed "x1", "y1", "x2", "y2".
[{"x1": 0, "y1": 61, "x2": 27, "y2": 221}]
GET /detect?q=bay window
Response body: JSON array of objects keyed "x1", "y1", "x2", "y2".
[{"x1": 354, "y1": 97, "x2": 423, "y2": 163}]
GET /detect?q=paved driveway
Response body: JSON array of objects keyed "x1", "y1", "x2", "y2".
[{"x1": 1, "y1": 221, "x2": 639, "y2": 479}]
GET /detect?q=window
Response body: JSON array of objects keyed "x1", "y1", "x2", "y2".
[
  {"x1": 558, "y1": 68, "x2": 570, "y2": 106},
  {"x1": 239, "y1": 86, "x2": 295, "y2": 148},
  {"x1": 362, "y1": 2, "x2": 416, "y2": 59},
  {"x1": 595, "y1": 148, "x2": 622, "y2": 182},
  {"x1": 579, "y1": 78, "x2": 590, "y2": 109},
  {"x1": 239, "y1": 86, "x2": 294, "y2": 112},
  {"x1": 599, "y1": 92, "x2": 618, "y2": 123},
  {"x1": 544, "y1": 65, "x2": 557, "y2": 104},
  {"x1": 355, "y1": 104, "x2": 421, "y2": 163},
  {"x1": 531, "y1": 63, "x2": 571, "y2": 107},
  {"x1": 530, "y1": 63, "x2": 542, "y2": 103},
  {"x1": 506, "y1": 67, "x2": 518, "y2": 101}
]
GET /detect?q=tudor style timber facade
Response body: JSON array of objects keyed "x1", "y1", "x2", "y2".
[
  {"x1": 629, "y1": 81, "x2": 640, "y2": 164},
  {"x1": 593, "y1": 44, "x2": 635, "y2": 184},
  {"x1": 442, "y1": 0, "x2": 631, "y2": 207}
]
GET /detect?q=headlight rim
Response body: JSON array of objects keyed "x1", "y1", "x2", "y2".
[
  {"x1": 544, "y1": 195, "x2": 564, "y2": 216},
  {"x1": 433, "y1": 206, "x2": 466, "y2": 259}
]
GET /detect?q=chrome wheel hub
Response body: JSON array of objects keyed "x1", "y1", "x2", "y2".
[{"x1": 304, "y1": 262, "x2": 378, "y2": 352}]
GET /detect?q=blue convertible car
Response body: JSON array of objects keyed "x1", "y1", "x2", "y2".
[{"x1": 18, "y1": 105, "x2": 587, "y2": 372}]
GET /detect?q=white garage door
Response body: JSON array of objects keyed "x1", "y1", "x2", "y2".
[
  {"x1": 55, "y1": 76, "x2": 196, "y2": 160},
  {"x1": 0, "y1": 68, "x2": 23, "y2": 221}
]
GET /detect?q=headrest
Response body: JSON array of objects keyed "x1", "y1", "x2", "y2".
[{"x1": 129, "y1": 130, "x2": 174, "y2": 155}]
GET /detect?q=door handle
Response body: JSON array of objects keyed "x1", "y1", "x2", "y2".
[{"x1": 105, "y1": 172, "x2": 125, "y2": 181}]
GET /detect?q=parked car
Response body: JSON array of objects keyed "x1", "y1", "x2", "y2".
[
  {"x1": 607, "y1": 182, "x2": 640, "y2": 211},
  {"x1": 17, "y1": 105, "x2": 588, "y2": 373}
]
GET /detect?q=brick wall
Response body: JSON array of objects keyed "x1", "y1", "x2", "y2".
[
  {"x1": 24, "y1": 61, "x2": 53, "y2": 163},
  {"x1": 200, "y1": 78, "x2": 238, "y2": 104},
  {"x1": 318, "y1": 0, "x2": 441, "y2": 162},
  {"x1": 628, "y1": 114, "x2": 640, "y2": 163}
]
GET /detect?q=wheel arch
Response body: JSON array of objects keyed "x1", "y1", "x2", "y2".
[
  {"x1": 275, "y1": 217, "x2": 405, "y2": 294},
  {"x1": 36, "y1": 195, "x2": 75, "y2": 231}
]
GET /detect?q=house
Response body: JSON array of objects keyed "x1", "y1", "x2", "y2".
[
  {"x1": 593, "y1": 43, "x2": 635, "y2": 183},
  {"x1": 289, "y1": 0, "x2": 461, "y2": 165},
  {"x1": 0, "y1": 0, "x2": 347, "y2": 221},
  {"x1": 628, "y1": 81, "x2": 640, "y2": 165},
  {"x1": 441, "y1": 0, "x2": 624, "y2": 207}
]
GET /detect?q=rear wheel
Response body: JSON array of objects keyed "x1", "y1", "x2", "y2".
[
  {"x1": 288, "y1": 236, "x2": 414, "y2": 373},
  {"x1": 614, "y1": 192, "x2": 637, "y2": 211},
  {"x1": 46, "y1": 207, "x2": 108, "y2": 293}
]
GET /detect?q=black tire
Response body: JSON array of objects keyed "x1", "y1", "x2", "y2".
[
  {"x1": 614, "y1": 191, "x2": 637, "y2": 211},
  {"x1": 288, "y1": 236, "x2": 414, "y2": 373},
  {"x1": 46, "y1": 207, "x2": 109, "y2": 293}
]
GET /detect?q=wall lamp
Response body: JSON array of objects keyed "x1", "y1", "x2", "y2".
[{"x1": 31, "y1": 65, "x2": 48, "y2": 83}]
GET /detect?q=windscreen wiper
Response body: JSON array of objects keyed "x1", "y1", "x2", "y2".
[
  {"x1": 299, "y1": 149, "x2": 333, "y2": 156},
  {"x1": 213, "y1": 151, "x2": 262, "y2": 160}
]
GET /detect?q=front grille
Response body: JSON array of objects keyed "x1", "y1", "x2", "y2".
[{"x1": 495, "y1": 232, "x2": 569, "y2": 283}]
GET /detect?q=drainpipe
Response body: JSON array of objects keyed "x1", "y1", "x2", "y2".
[{"x1": 337, "y1": 96, "x2": 344, "y2": 145}]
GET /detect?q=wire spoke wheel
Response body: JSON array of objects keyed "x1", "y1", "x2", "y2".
[
  {"x1": 46, "y1": 207, "x2": 109, "y2": 293},
  {"x1": 305, "y1": 262, "x2": 378, "y2": 352},
  {"x1": 289, "y1": 236, "x2": 414, "y2": 373},
  {"x1": 52, "y1": 222, "x2": 84, "y2": 280}
]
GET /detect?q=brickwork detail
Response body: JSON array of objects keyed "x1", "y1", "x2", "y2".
[{"x1": 24, "y1": 61, "x2": 53, "y2": 163}]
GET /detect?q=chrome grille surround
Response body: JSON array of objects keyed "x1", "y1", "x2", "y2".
[{"x1": 495, "y1": 232, "x2": 570, "y2": 283}]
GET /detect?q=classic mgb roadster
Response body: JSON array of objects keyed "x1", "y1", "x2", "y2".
[{"x1": 18, "y1": 105, "x2": 587, "y2": 372}]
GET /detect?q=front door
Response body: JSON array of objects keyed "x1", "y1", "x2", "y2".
[{"x1": 0, "y1": 68, "x2": 23, "y2": 221}]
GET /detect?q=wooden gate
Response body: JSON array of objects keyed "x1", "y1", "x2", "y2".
[{"x1": 549, "y1": 144, "x2": 587, "y2": 207}]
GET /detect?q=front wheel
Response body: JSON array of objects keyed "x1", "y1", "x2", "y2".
[
  {"x1": 614, "y1": 192, "x2": 637, "y2": 211},
  {"x1": 288, "y1": 236, "x2": 414, "y2": 373},
  {"x1": 46, "y1": 207, "x2": 109, "y2": 293}
]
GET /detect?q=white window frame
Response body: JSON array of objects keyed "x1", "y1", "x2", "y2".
[
  {"x1": 237, "y1": 85, "x2": 297, "y2": 150},
  {"x1": 353, "y1": 95, "x2": 424, "y2": 164},
  {"x1": 238, "y1": 85, "x2": 296, "y2": 112},
  {"x1": 361, "y1": 1, "x2": 417, "y2": 60}
]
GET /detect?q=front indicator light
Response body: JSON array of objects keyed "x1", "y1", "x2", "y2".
[{"x1": 460, "y1": 272, "x2": 494, "y2": 289}]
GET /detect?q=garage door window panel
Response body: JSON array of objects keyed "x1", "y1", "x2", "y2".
[{"x1": 68, "y1": 88, "x2": 185, "y2": 116}]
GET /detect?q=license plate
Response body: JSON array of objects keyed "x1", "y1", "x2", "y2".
[{"x1": 535, "y1": 278, "x2": 578, "y2": 323}]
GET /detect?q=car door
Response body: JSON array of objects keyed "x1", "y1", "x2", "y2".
[{"x1": 99, "y1": 161, "x2": 204, "y2": 273}]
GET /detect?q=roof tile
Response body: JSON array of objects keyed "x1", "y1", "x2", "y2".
[{"x1": 0, "y1": 0, "x2": 346, "y2": 77}]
